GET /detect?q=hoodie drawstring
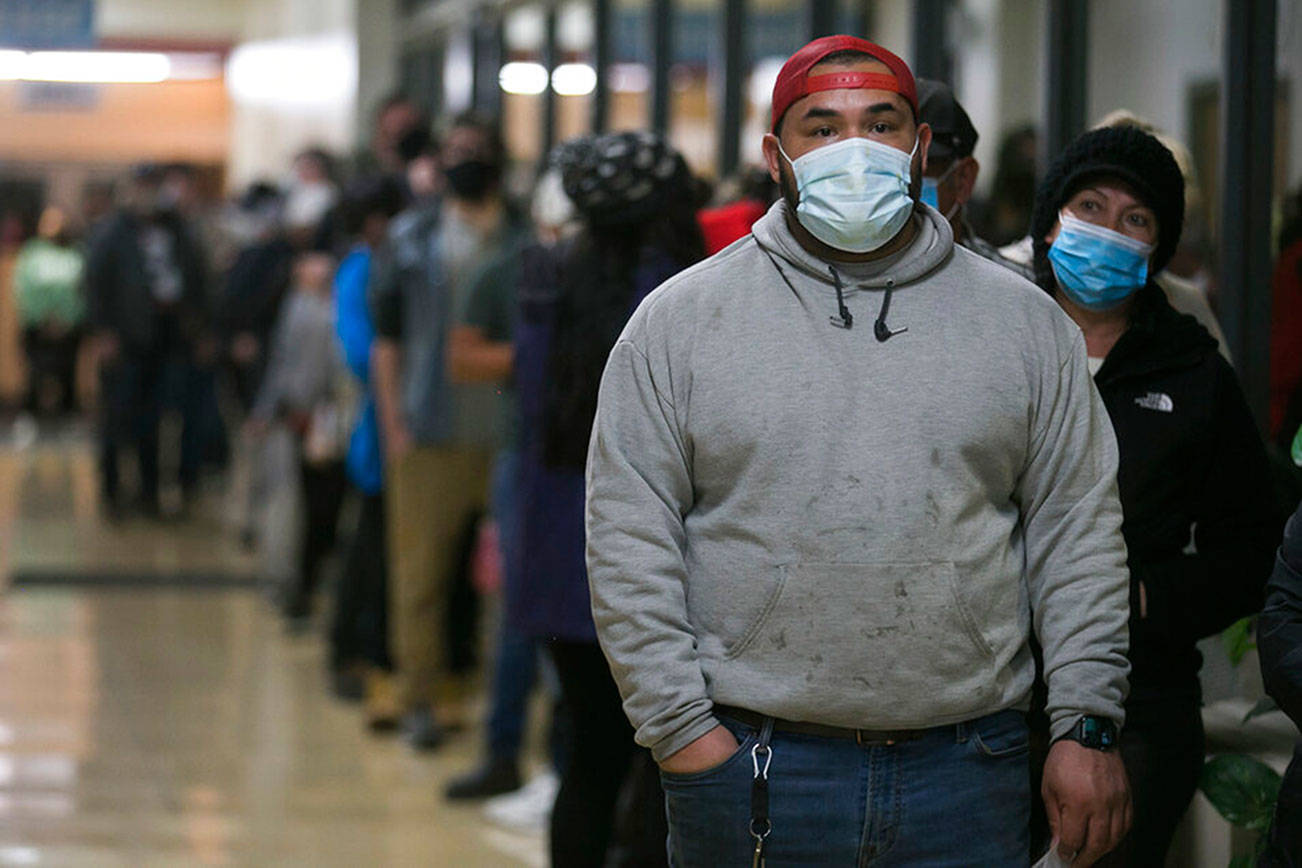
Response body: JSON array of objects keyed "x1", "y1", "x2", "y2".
[
  {"x1": 874, "y1": 283, "x2": 907, "y2": 342},
  {"x1": 833, "y1": 264, "x2": 908, "y2": 341},
  {"x1": 829, "y1": 266, "x2": 853, "y2": 329},
  {"x1": 754, "y1": 238, "x2": 906, "y2": 340}
]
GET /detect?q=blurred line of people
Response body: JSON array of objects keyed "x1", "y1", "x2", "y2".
[{"x1": 1, "y1": 50, "x2": 1302, "y2": 864}]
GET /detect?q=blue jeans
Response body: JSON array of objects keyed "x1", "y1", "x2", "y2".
[
  {"x1": 660, "y1": 709, "x2": 1030, "y2": 866},
  {"x1": 486, "y1": 450, "x2": 538, "y2": 760}
]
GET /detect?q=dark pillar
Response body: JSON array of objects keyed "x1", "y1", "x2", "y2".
[
  {"x1": 470, "y1": 19, "x2": 483, "y2": 110},
  {"x1": 492, "y1": 17, "x2": 506, "y2": 116},
  {"x1": 717, "y1": 0, "x2": 745, "y2": 177},
  {"x1": 1219, "y1": 0, "x2": 1276, "y2": 427},
  {"x1": 807, "y1": 0, "x2": 836, "y2": 40},
  {"x1": 1043, "y1": 0, "x2": 1087, "y2": 167},
  {"x1": 651, "y1": 0, "x2": 673, "y2": 133},
  {"x1": 403, "y1": 39, "x2": 446, "y2": 120},
  {"x1": 911, "y1": 0, "x2": 949, "y2": 83},
  {"x1": 851, "y1": 0, "x2": 872, "y2": 38},
  {"x1": 542, "y1": 5, "x2": 558, "y2": 157},
  {"x1": 471, "y1": 10, "x2": 504, "y2": 116},
  {"x1": 428, "y1": 39, "x2": 446, "y2": 119},
  {"x1": 592, "y1": 0, "x2": 611, "y2": 131}
]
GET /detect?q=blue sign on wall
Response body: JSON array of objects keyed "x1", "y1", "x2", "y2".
[{"x1": 0, "y1": 0, "x2": 95, "y2": 50}]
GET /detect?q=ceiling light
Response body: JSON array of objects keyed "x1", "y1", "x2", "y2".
[
  {"x1": 499, "y1": 61, "x2": 549, "y2": 95},
  {"x1": 552, "y1": 63, "x2": 596, "y2": 96},
  {"x1": 227, "y1": 35, "x2": 357, "y2": 109},
  {"x1": 0, "y1": 50, "x2": 25, "y2": 81},
  {"x1": 23, "y1": 51, "x2": 171, "y2": 83}
]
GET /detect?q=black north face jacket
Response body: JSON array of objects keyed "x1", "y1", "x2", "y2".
[
  {"x1": 1094, "y1": 283, "x2": 1281, "y2": 705},
  {"x1": 1260, "y1": 501, "x2": 1302, "y2": 864}
]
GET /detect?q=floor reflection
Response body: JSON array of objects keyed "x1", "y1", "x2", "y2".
[{"x1": 0, "y1": 436, "x2": 541, "y2": 866}]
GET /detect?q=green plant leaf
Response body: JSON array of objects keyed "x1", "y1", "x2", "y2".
[
  {"x1": 1223, "y1": 617, "x2": 1256, "y2": 667},
  {"x1": 1256, "y1": 828, "x2": 1274, "y2": 859},
  {"x1": 1230, "y1": 856, "x2": 1255, "y2": 868},
  {"x1": 1200, "y1": 754, "x2": 1282, "y2": 831},
  {"x1": 1244, "y1": 696, "x2": 1280, "y2": 723}
]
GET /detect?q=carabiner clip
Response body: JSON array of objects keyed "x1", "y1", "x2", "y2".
[{"x1": 751, "y1": 743, "x2": 772, "y2": 780}]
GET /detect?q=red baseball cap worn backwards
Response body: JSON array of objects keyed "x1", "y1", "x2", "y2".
[{"x1": 770, "y1": 35, "x2": 918, "y2": 132}]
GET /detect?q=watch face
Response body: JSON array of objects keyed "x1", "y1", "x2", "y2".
[{"x1": 1079, "y1": 717, "x2": 1116, "y2": 749}]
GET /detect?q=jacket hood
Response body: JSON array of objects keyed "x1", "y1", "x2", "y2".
[
  {"x1": 1097, "y1": 283, "x2": 1218, "y2": 383},
  {"x1": 750, "y1": 198, "x2": 954, "y2": 290}
]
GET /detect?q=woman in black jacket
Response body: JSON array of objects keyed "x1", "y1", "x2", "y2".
[
  {"x1": 1260, "y1": 499, "x2": 1302, "y2": 864},
  {"x1": 1028, "y1": 126, "x2": 1281, "y2": 865}
]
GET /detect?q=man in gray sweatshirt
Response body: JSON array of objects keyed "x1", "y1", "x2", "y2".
[{"x1": 586, "y1": 36, "x2": 1132, "y2": 866}]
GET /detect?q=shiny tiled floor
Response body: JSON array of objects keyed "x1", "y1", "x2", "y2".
[{"x1": 0, "y1": 431, "x2": 545, "y2": 866}]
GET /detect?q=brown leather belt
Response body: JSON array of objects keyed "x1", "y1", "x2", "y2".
[{"x1": 714, "y1": 705, "x2": 928, "y2": 747}]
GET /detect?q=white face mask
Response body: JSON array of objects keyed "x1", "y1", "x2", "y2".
[{"x1": 780, "y1": 135, "x2": 918, "y2": 253}]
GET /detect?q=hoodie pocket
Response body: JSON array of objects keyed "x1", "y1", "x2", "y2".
[{"x1": 725, "y1": 562, "x2": 996, "y2": 710}]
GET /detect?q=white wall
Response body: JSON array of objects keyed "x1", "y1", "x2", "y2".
[
  {"x1": 356, "y1": 0, "x2": 401, "y2": 153},
  {"x1": 992, "y1": 0, "x2": 1044, "y2": 139},
  {"x1": 97, "y1": 0, "x2": 249, "y2": 40},
  {"x1": 873, "y1": 0, "x2": 913, "y2": 68},
  {"x1": 949, "y1": 0, "x2": 1044, "y2": 197},
  {"x1": 944, "y1": 0, "x2": 1301, "y2": 209},
  {"x1": 242, "y1": 0, "x2": 356, "y2": 40},
  {"x1": 1088, "y1": 0, "x2": 1219, "y2": 154},
  {"x1": 943, "y1": 0, "x2": 1044, "y2": 197},
  {"x1": 225, "y1": 0, "x2": 361, "y2": 190},
  {"x1": 1089, "y1": 0, "x2": 1301, "y2": 199}
]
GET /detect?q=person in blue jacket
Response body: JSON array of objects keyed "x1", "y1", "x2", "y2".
[{"x1": 329, "y1": 176, "x2": 405, "y2": 727}]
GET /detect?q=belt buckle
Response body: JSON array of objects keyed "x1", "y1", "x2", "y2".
[
  {"x1": 854, "y1": 728, "x2": 895, "y2": 749},
  {"x1": 855, "y1": 729, "x2": 897, "y2": 747}
]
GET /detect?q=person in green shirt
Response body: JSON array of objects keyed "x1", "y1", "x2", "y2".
[{"x1": 13, "y1": 207, "x2": 85, "y2": 415}]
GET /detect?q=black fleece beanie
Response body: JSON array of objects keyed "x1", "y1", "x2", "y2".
[{"x1": 1029, "y1": 125, "x2": 1185, "y2": 292}]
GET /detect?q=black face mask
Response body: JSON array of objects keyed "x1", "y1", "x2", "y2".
[{"x1": 444, "y1": 159, "x2": 500, "y2": 200}]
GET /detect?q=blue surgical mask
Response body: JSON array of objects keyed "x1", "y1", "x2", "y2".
[
  {"x1": 1048, "y1": 210, "x2": 1155, "y2": 310},
  {"x1": 920, "y1": 161, "x2": 960, "y2": 217},
  {"x1": 780, "y1": 136, "x2": 918, "y2": 254}
]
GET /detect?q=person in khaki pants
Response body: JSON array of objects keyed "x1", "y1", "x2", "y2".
[
  {"x1": 384, "y1": 446, "x2": 491, "y2": 728},
  {"x1": 370, "y1": 114, "x2": 528, "y2": 750}
]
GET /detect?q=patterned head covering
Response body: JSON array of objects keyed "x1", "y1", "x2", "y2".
[{"x1": 557, "y1": 131, "x2": 689, "y2": 226}]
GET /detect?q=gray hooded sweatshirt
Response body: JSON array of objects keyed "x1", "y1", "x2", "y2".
[{"x1": 585, "y1": 200, "x2": 1130, "y2": 762}]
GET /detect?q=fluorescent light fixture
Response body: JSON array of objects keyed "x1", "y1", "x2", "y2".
[
  {"x1": 552, "y1": 63, "x2": 596, "y2": 96},
  {"x1": 227, "y1": 34, "x2": 357, "y2": 110},
  {"x1": 499, "y1": 61, "x2": 548, "y2": 95},
  {"x1": 24, "y1": 51, "x2": 170, "y2": 83},
  {"x1": 0, "y1": 50, "x2": 218, "y2": 84},
  {"x1": 166, "y1": 53, "x2": 224, "y2": 81},
  {"x1": 0, "y1": 50, "x2": 25, "y2": 80},
  {"x1": 609, "y1": 63, "x2": 649, "y2": 94}
]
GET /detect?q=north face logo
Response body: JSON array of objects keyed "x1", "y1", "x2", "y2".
[{"x1": 1135, "y1": 392, "x2": 1174, "y2": 413}]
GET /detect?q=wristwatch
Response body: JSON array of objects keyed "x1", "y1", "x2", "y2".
[{"x1": 1062, "y1": 716, "x2": 1119, "y2": 751}]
